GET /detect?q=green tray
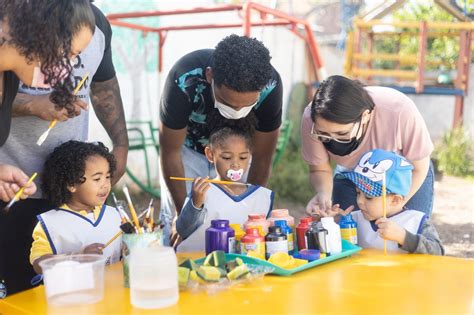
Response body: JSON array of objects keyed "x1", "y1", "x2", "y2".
[{"x1": 195, "y1": 240, "x2": 362, "y2": 276}]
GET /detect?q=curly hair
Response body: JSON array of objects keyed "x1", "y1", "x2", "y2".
[
  {"x1": 213, "y1": 34, "x2": 272, "y2": 92},
  {"x1": 207, "y1": 109, "x2": 257, "y2": 150},
  {"x1": 0, "y1": 0, "x2": 95, "y2": 116},
  {"x1": 42, "y1": 140, "x2": 116, "y2": 207}
]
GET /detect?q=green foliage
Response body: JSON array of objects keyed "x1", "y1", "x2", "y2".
[
  {"x1": 434, "y1": 126, "x2": 474, "y2": 177},
  {"x1": 268, "y1": 145, "x2": 314, "y2": 206},
  {"x1": 373, "y1": 0, "x2": 474, "y2": 70}
]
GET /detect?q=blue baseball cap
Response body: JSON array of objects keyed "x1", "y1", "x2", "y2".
[{"x1": 341, "y1": 149, "x2": 413, "y2": 197}]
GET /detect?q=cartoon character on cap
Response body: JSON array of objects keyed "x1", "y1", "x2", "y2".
[{"x1": 343, "y1": 149, "x2": 414, "y2": 197}]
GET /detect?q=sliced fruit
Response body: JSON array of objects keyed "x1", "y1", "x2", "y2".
[
  {"x1": 189, "y1": 270, "x2": 205, "y2": 284},
  {"x1": 224, "y1": 260, "x2": 238, "y2": 272},
  {"x1": 203, "y1": 252, "x2": 214, "y2": 266},
  {"x1": 178, "y1": 267, "x2": 190, "y2": 287},
  {"x1": 216, "y1": 267, "x2": 227, "y2": 277},
  {"x1": 227, "y1": 264, "x2": 249, "y2": 280},
  {"x1": 180, "y1": 259, "x2": 199, "y2": 271},
  {"x1": 197, "y1": 266, "x2": 221, "y2": 282},
  {"x1": 211, "y1": 251, "x2": 226, "y2": 268}
]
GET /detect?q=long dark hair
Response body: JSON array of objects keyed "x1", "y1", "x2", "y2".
[
  {"x1": 311, "y1": 75, "x2": 375, "y2": 124},
  {"x1": 0, "y1": 0, "x2": 95, "y2": 116}
]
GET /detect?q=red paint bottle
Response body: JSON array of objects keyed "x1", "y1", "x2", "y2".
[{"x1": 296, "y1": 217, "x2": 313, "y2": 251}]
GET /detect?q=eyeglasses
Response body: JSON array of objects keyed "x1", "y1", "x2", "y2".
[{"x1": 310, "y1": 119, "x2": 362, "y2": 144}]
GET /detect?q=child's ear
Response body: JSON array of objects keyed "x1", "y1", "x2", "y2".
[
  {"x1": 67, "y1": 185, "x2": 77, "y2": 193},
  {"x1": 204, "y1": 146, "x2": 214, "y2": 163},
  {"x1": 390, "y1": 194, "x2": 404, "y2": 206}
]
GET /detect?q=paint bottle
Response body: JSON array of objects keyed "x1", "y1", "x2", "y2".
[
  {"x1": 267, "y1": 209, "x2": 295, "y2": 229},
  {"x1": 230, "y1": 223, "x2": 245, "y2": 254},
  {"x1": 205, "y1": 220, "x2": 235, "y2": 255},
  {"x1": 265, "y1": 226, "x2": 287, "y2": 259},
  {"x1": 296, "y1": 217, "x2": 313, "y2": 251},
  {"x1": 243, "y1": 214, "x2": 270, "y2": 236},
  {"x1": 240, "y1": 228, "x2": 265, "y2": 260},
  {"x1": 321, "y1": 217, "x2": 342, "y2": 255},
  {"x1": 339, "y1": 214, "x2": 358, "y2": 245},
  {"x1": 305, "y1": 222, "x2": 330, "y2": 255},
  {"x1": 274, "y1": 220, "x2": 294, "y2": 254}
]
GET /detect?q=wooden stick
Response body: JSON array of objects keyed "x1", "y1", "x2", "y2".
[
  {"x1": 169, "y1": 176, "x2": 250, "y2": 186},
  {"x1": 122, "y1": 186, "x2": 142, "y2": 234},
  {"x1": 104, "y1": 231, "x2": 123, "y2": 248},
  {"x1": 4, "y1": 172, "x2": 38, "y2": 210},
  {"x1": 382, "y1": 172, "x2": 387, "y2": 255}
]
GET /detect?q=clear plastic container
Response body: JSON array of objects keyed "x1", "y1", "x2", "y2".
[
  {"x1": 39, "y1": 254, "x2": 106, "y2": 306},
  {"x1": 129, "y1": 246, "x2": 179, "y2": 309},
  {"x1": 267, "y1": 209, "x2": 295, "y2": 228}
]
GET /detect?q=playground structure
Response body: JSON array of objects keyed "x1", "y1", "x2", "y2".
[
  {"x1": 344, "y1": 1, "x2": 474, "y2": 128},
  {"x1": 107, "y1": 2, "x2": 326, "y2": 198}
]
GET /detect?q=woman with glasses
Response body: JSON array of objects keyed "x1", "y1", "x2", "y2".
[{"x1": 301, "y1": 75, "x2": 434, "y2": 217}]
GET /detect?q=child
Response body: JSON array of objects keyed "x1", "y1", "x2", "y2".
[
  {"x1": 176, "y1": 112, "x2": 274, "y2": 252},
  {"x1": 30, "y1": 141, "x2": 122, "y2": 274},
  {"x1": 329, "y1": 149, "x2": 444, "y2": 255}
]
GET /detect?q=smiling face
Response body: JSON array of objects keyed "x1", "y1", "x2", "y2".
[
  {"x1": 67, "y1": 155, "x2": 111, "y2": 211},
  {"x1": 354, "y1": 151, "x2": 394, "y2": 183},
  {"x1": 205, "y1": 135, "x2": 251, "y2": 182}
]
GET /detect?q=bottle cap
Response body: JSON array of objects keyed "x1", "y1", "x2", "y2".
[
  {"x1": 211, "y1": 219, "x2": 229, "y2": 228},
  {"x1": 274, "y1": 220, "x2": 288, "y2": 228},
  {"x1": 300, "y1": 217, "x2": 313, "y2": 224},
  {"x1": 268, "y1": 226, "x2": 282, "y2": 234},
  {"x1": 321, "y1": 217, "x2": 335, "y2": 224},
  {"x1": 245, "y1": 227, "x2": 260, "y2": 236},
  {"x1": 271, "y1": 209, "x2": 289, "y2": 217},
  {"x1": 248, "y1": 214, "x2": 264, "y2": 220}
]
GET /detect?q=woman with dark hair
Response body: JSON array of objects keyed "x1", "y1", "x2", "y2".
[
  {"x1": 0, "y1": 0, "x2": 95, "y2": 145},
  {"x1": 0, "y1": 0, "x2": 94, "y2": 202},
  {"x1": 301, "y1": 75, "x2": 434, "y2": 216}
]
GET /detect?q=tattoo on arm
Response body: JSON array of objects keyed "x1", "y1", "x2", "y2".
[{"x1": 90, "y1": 77, "x2": 128, "y2": 148}]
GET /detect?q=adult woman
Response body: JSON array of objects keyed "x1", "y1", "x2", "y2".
[
  {"x1": 0, "y1": 0, "x2": 95, "y2": 296},
  {"x1": 0, "y1": 0, "x2": 95, "y2": 145},
  {"x1": 301, "y1": 75, "x2": 434, "y2": 216}
]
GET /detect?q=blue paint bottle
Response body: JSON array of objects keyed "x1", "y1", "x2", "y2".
[
  {"x1": 274, "y1": 220, "x2": 294, "y2": 254},
  {"x1": 339, "y1": 214, "x2": 358, "y2": 245}
]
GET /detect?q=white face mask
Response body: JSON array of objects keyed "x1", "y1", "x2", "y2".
[{"x1": 212, "y1": 80, "x2": 258, "y2": 119}]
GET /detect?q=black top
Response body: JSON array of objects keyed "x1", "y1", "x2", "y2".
[
  {"x1": 0, "y1": 71, "x2": 19, "y2": 146},
  {"x1": 90, "y1": 4, "x2": 116, "y2": 82},
  {"x1": 160, "y1": 49, "x2": 283, "y2": 154}
]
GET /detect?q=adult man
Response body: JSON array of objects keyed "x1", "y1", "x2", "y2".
[
  {"x1": 0, "y1": 4, "x2": 128, "y2": 295},
  {"x1": 159, "y1": 34, "x2": 283, "y2": 245}
]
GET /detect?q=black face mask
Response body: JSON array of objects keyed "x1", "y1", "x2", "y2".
[{"x1": 323, "y1": 136, "x2": 363, "y2": 156}]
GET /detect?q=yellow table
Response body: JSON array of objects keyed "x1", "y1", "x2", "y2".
[{"x1": 1, "y1": 250, "x2": 473, "y2": 314}]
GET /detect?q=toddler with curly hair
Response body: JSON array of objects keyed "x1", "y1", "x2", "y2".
[{"x1": 30, "y1": 141, "x2": 121, "y2": 274}]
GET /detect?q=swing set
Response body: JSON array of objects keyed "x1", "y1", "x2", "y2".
[{"x1": 107, "y1": 2, "x2": 326, "y2": 198}]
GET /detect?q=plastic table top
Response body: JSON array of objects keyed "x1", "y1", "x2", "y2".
[{"x1": 0, "y1": 249, "x2": 473, "y2": 314}]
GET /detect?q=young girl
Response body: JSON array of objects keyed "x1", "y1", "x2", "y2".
[
  {"x1": 176, "y1": 112, "x2": 274, "y2": 252},
  {"x1": 30, "y1": 141, "x2": 122, "y2": 273}
]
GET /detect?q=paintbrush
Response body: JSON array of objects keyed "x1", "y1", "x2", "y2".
[
  {"x1": 122, "y1": 186, "x2": 142, "y2": 234},
  {"x1": 104, "y1": 230, "x2": 123, "y2": 248},
  {"x1": 36, "y1": 73, "x2": 89, "y2": 146},
  {"x1": 170, "y1": 176, "x2": 250, "y2": 186},
  {"x1": 382, "y1": 171, "x2": 387, "y2": 255},
  {"x1": 3, "y1": 172, "x2": 38, "y2": 211}
]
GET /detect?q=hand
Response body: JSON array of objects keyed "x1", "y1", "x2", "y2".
[
  {"x1": 0, "y1": 164, "x2": 37, "y2": 202},
  {"x1": 375, "y1": 217, "x2": 407, "y2": 245},
  {"x1": 191, "y1": 177, "x2": 210, "y2": 209},
  {"x1": 30, "y1": 94, "x2": 88, "y2": 121},
  {"x1": 317, "y1": 204, "x2": 355, "y2": 218},
  {"x1": 305, "y1": 192, "x2": 332, "y2": 216},
  {"x1": 82, "y1": 243, "x2": 105, "y2": 255}
]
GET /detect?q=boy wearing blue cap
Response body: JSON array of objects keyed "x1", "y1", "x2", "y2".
[{"x1": 337, "y1": 149, "x2": 444, "y2": 254}]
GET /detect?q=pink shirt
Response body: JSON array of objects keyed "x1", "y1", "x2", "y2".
[{"x1": 300, "y1": 86, "x2": 433, "y2": 169}]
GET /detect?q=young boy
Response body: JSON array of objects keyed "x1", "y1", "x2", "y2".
[{"x1": 339, "y1": 149, "x2": 444, "y2": 254}]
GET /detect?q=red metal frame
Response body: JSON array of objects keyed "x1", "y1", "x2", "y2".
[{"x1": 106, "y1": 2, "x2": 325, "y2": 80}]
